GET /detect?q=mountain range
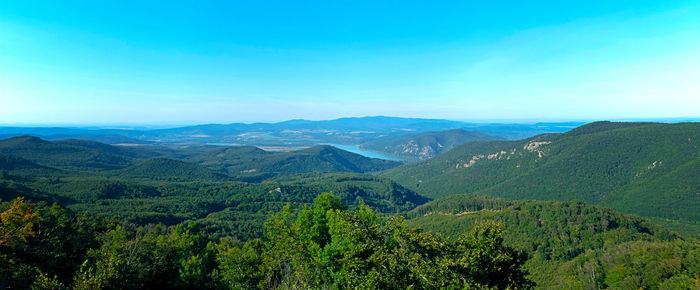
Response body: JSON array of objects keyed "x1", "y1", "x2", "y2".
[{"x1": 0, "y1": 116, "x2": 582, "y2": 146}]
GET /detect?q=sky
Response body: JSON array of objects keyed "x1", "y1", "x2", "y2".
[{"x1": 1, "y1": 0, "x2": 699, "y2": 125}]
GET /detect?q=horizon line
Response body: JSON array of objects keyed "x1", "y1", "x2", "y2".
[{"x1": 1, "y1": 115, "x2": 699, "y2": 129}]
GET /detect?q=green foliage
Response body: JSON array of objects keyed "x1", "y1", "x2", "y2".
[
  {"x1": 1, "y1": 170, "x2": 427, "y2": 241},
  {"x1": 405, "y1": 194, "x2": 695, "y2": 287},
  {"x1": 553, "y1": 240, "x2": 700, "y2": 289},
  {"x1": 73, "y1": 222, "x2": 218, "y2": 289},
  {"x1": 0, "y1": 198, "x2": 110, "y2": 288},
  {"x1": 2, "y1": 194, "x2": 534, "y2": 289},
  {"x1": 119, "y1": 157, "x2": 231, "y2": 181},
  {"x1": 218, "y1": 193, "x2": 532, "y2": 289}
]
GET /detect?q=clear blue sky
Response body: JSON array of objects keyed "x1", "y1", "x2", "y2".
[{"x1": 1, "y1": 1, "x2": 698, "y2": 125}]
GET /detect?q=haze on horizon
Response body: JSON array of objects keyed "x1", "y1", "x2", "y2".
[{"x1": 1, "y1": 1, "x2": 699, "y2": 125}]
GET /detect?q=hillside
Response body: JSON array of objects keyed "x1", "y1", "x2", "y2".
[
  {"x1": 0, "y1": 154, "x2": 66, "y2": 180},
  {"x1": 361, "y1": 129, "x2": 502, "y2": 160},
  {"x1": 384, "y1": 122, "x2": 700, "y2": 235},
  {"x1": 119, "y1": 158, "x2": 230, "y2": 181},
  {"x1": 405, "y1": 194, "x2": 693, "y2": 288},
  {"x1": 0, "y1": 154, "x2": 51, "y2": 171},
  {"x1": 188, "y1": 145, "x2": 401, "y2": 180}
]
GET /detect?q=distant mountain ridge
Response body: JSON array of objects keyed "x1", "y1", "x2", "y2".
[
  {"x1": 0, "y1": 116, "x2": 584, "y2": 146},
  {"x1": 361, "y1": 129, "x2": 502, "y2": 160}
]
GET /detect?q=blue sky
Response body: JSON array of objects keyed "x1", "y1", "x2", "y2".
[{"x1": 1, "y1": 1, "x2": 698, "y2": 125}]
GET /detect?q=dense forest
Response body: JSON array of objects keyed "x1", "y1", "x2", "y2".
[
  {"x1": 405, "y1": 194, "x2": 698, "y2": 288},
  {"x1": 1, "y1": 121, "x2": 699, "y2": 288},
  {"x1": 1, "y1": 194, "x2": 532, "y2": 289}
]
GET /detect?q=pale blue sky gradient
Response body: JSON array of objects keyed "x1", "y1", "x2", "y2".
[{"x1": 1, "y1": 1, "x2": 698, "y2": 124}]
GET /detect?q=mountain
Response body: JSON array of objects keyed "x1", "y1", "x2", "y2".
[
  {"x1": 0, "y1": 136, "x2": 136, "y2": 170},
  {"x1": 361, "y1": 129, "x2": 502, "y2": 160},
  {"x1": 384, "y1": 122, "x2": 700, "y2": 236},
  {"x1": 187, "y1": 145, "x2": 401, "y2": 180},
  {"x1": 404, "y1": 194, "x2": 692, "y2": 288},
  {"x1": 0, "y1": 117, "x2": 584, "y2": 146},
  {"x1": 120, "y1": 158, "x2": 230, "y2": 181}
]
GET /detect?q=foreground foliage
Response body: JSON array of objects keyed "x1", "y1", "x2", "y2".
[
  {"x1": 218, "y1": 193, "x2": 531, "y2": 289},
  {"x1": 0, "y1": 194, "x2": 532, "y2": 289},
  {"x1": 0, "y1": 172, "x2": 428, "y2": 241},
  {"x1": 407, "y1": 194, "x2": 700, "y2": 288}
]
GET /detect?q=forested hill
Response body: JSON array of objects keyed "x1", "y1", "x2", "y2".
[
  {"x1": 0, "y1": 136, "x2": 173, "y2": 171},
  {"x1": 0, "y1": 136, "x2": 401, "y2": 181},
  {"x1": 0, "y1": 136, "x2": 135, "y2": 170},
  {"x1": 361, "y1": 128, "x2": 502, "y2": 160},
  {"x1": 186, "y1": 145, "x2": 401, "y2": 180},
  {"x1": 384, "y1": 121, "x2": 700, "y2": 236},
  {"x1": 405, "y1": 194, "x2": 697, "y2": 288}
]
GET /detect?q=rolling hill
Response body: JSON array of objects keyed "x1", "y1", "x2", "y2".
[
  {"x1": 0, "y1": 136, "x2": 136, "y2": 170},
  {"x1": 0, "y1": 136, "x2": 403, "y2": 182},
  {"x1": 0, "y1": 154, "x2": 65, "y2": 179},
  {"x1": 384, "y1": 122, "x2": 700, "y2": 235},
  {"x1": 187, "y1": 145, "x2": 401, "y2": 180},
  {"x1": 361, "y1": 128, "x2": 502, "y2": 160},
  {"x1": 0, "y1": 136, "x2": 183, "y2": 171}
]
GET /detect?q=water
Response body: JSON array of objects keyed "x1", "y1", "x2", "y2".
[{"x1": 322, "y1": 143, "x2": 404, "y2": 161}]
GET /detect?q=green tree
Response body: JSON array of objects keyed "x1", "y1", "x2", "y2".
[{"x1": 216, "y1": 192, "x2": 532, "y2": 289}]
